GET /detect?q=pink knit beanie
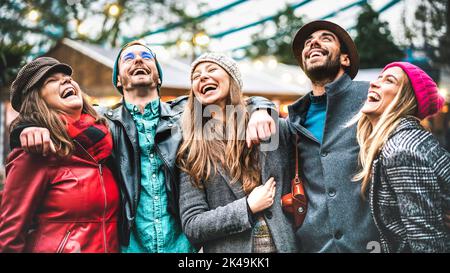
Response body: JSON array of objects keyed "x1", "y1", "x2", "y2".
[{"x1": 383, "y1": 62, "x2": 445, "y2": 120}]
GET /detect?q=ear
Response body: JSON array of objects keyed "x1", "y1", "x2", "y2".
[
  {"x1": 340, "y1": 53, "x2": 350, "y2": 68},
  {"x1": 117, "y1": 76, "x2": 122, "y2": 87},
  {"x1": 157, "y1": 78, "x2": 162, "y2": 85}
]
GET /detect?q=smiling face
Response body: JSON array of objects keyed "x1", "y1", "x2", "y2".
[
  {"x1": 39, "y1": 72, "x2": 83, "y2": 119},
  {"x1": 191, "y1": 62, "x2": 231, "y2": 109},
  {"x1": 301, "y1": 30, "x2": 350, "y2": 82},
  {"x1": 117, "y1": 44, "x2": 160, "y2": 92},
  {"x1": 361, "y1": 66, "x2": 406, "y2": 119}
]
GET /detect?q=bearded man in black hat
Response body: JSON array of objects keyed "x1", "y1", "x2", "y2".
[{"x1": 287, "y1": 20, "x2": 380, "y2": 253}]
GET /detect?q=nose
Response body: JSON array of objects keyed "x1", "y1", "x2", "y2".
[
  {"x1": 199, "y1": 72, "x2": 210, "y2": 81},
  {"x1": 61, "y1": 75, "x2": 72, "y2": 84},
  {"x1": 133, "y1": 54, "x2": 144, "y2": 64},
  {"x1": 369, "y1": 79, "x2": 380, "y2": 89},
  {"x1": 309, "y1": 37, "x2": 321, "y2": 48}
]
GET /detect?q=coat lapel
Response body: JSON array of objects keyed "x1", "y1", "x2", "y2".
[{"x1": 217, "y1": 166, "x2": 246, "y2": 200}]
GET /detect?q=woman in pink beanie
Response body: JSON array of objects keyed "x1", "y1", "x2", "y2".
[{"x1": 353, "y1": 61, "x2": 449, "y2": 252}]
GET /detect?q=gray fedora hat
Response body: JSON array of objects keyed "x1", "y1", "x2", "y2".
[
  {"x1": 292, "y1": 20, "x2": 359, "y2": 79},
  {"x1": 10, "y1": 57, "x2": 73, "y2": 112}
]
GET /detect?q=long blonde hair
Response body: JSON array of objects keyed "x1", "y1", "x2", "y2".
[
  {"x1": 177, "y1": 78, "x2": 261, "y2": 194},
  {"x1": 353, "y1": 74, "x2": 418, "y2": 196},
  {"x1": 10, "y1": 87, "x2": 105, "y2": 158}
]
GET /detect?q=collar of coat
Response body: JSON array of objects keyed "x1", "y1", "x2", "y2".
[
  {"x1": 288, "y1": 73, "x2": 352, "y2": 120},
  {"x1": 389, "y1": 116, "x2": 422, "y2": 138}
]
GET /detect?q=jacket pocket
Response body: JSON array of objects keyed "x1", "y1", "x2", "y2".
[{"x1": 56, "y1": 230, "x2": 71, "y2": 253}]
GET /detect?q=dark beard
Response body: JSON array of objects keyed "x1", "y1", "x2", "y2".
[
  {"x1": 304, "y1": 54, "x2": 341, "y2": 84},
  {"x1": 122, "y1": 76, "x2": 156, "y2": 90}
]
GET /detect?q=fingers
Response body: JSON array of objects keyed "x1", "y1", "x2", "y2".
[
  {"x1": 269, "y1": 118, "x2": 276, "y2": 136},
  {"x1": 263, "y1": 122, "x2": 271, "y2": 138},
  {"x1": 257, "y1": 123, "x2": 267, "y2": 141},
  {"x1": 41, "y1": 130, "x2": 51, "y2": 156},
  {"x1": 247, "y1": 121, "x2": 275, "y2": 147},
  {"x1": 20, "y1": 131, "x2": 29, "y2": 153},
  {"x1": 264, "y1": 177, "x2": 276, "y2": 207},
  {"x1": 26, "y1": 132, "x2": 36, "y2": 154},
  {"x1": 49, "y1": 141, "x2": 57, "y2": 154},
  {"x1": 265, "y1": 177, "x2": 275, "y2": 185},
  {"x1": 246, "y1": 128, "x2": 252, "y2": 148},
  {"x1": 270, "y1": 180, "x2": 276, "y2": 195},
  {"x1": 19, "y1": 127, "x2": 53, "y2": 156},
  {"x1": 247, "y1": 124, "x2": 260, "y2": 147},
  {"x1": 33, "y1": 131, "x2": 43, "y2": 155}
]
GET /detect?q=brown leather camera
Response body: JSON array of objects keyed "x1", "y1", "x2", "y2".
[
  {"x1": 281, "y1": 175, "x2": 307, "y2": 229},
  {"x1": 281, "y1": 135, "x2": 307, "y2": 229}
]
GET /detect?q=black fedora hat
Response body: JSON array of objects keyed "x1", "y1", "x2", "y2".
[
  {"x1": 10, "y1": 57, "x2": 73, "y2": 112},
  {"x1": 292, "y1": 20, "x2": 359, "y2": 79}
]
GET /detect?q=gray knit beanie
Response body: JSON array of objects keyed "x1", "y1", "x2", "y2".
[{"x1": 190, "y1": 52, "x2": 243, "y2": 89}]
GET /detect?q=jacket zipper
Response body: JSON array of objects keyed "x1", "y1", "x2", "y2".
[
  {"x1": 99, "y1": 163, "x2": 108, "y2": 253},
  {"x1": 73, "y1": 140, "x2": 109, "y2": 253},
  {"x1": 56, "y1": 230, "x2": 71, "y2": 253}
]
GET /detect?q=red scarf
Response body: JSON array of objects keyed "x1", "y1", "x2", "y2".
[{"x1": 65, "y1": 113, "x2": 113, "y2": 163}]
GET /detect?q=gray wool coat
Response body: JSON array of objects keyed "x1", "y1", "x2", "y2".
[
  {"x1": 287, "y1": 74, "x2": 380, "y2": 252},
  {"x1": 179, "y1": 119, "x2": 299, "y2": 253}
]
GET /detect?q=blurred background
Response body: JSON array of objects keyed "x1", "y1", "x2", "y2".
[{"x1": 0, "y1": 0, "x2": 449, "y2": 182}]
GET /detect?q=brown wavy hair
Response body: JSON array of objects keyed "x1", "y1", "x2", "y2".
[
  {"x1": 10, "y1": 85, "x2": 106, "y2": 158},
  {"x1": 177, "y1": 78, "x2": 261, "y2": 195}
]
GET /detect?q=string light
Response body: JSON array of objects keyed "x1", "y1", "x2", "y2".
[
  {"x1": 177, "y1": 40, "x2": 191, "y2": 53},
  {"x1": 193, "y1": 32, "x2": 210, "y2": 47},
  {"x1": 267, "y1": 57, "x2": 278, "y2": 69},
  {"x1": 108, "y1": 4, "x2": 121, "y2": 17},
  {"x1": 438, "y1": 87, "x2": 448, "y2": 99},
  {"x1": 77, "y1": 21, "x2": 89, "y2": 36},
  {"x1": 253, "y1": 60, "x2": 264, "y2": 71},
  {"x1": 27, "y1": 9, "x2": 41, "y2": 22}
]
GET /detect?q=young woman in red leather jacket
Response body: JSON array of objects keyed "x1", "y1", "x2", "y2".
[{"x1": 0, "y1": 57, "x2": 120, "y2": 253}]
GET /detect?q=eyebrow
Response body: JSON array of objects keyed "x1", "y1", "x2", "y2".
[
  {"x1": 306, "y1": 32, "x2": 337, "y2": 42},
  {"x1": 379, "y1": 74, "x2": 399, "y2": 82},
  {"x1": 386, "y1": 74, "x2": 399, "y2": 81},
  {"x1": 193, "y1": 63, "x2": 215, "y2": 75}
]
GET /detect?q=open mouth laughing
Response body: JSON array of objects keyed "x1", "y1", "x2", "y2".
[
  {"x1": 131, "y1": 67, "x2": 150, "y2": 76},
  {"x1": 60, "y1": 86, "x2": 77, "y2": 99},
  {"x1": 200, "y1": 84, "x2": 218, "y2": 94},
  {"x1": 306, "y1": 49, "x2": 328, "y2": 60},
  {"x1": 367, "y1": 91, "x2": 381, "y2": 103}
]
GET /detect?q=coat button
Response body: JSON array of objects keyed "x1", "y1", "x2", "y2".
[
  {"x1": 321, "y1": 151, "x2": 328, "y2": 157},
  {"x1": 107, "y1": 111, "x2": 113, "y2": 116},
  {"x1": 168, "y1": 123, "x2": 173, "y2": 128},
  {"x1": 334, "y1": 231, "x2": 343, "y2": 240},
  {"x1": 328, "y1": 188, "x2": 336, "y2": 197},
  {"x1": 265, "y1": 210, "x2": 273, "y2": 219}
]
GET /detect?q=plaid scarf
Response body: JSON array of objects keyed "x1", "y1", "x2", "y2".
[{"x1": 65, "y1": 113, "x2": 112, "y2": 163}]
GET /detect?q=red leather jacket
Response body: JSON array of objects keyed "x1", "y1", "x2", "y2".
[{"x1": 0, "y1": 147, "x2": 120, "y2": 253}]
